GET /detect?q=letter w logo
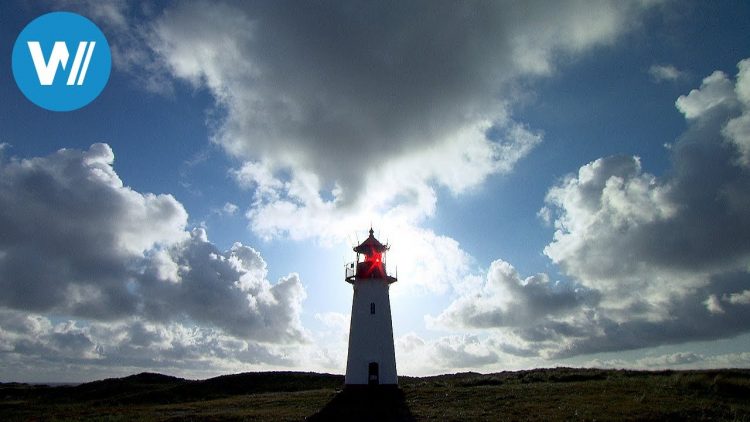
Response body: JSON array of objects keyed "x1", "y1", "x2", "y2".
[{"x1": 27, "y1": 41, "x2": 96, "y2": 86}]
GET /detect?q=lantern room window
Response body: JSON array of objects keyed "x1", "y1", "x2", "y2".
[{"x1": 345, "y1": 227, "x2": 397, "y2": 284}]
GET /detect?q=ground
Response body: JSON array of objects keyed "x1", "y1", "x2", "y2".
[{"x1": 1, "y1": 368, "x2": 749, "y2": 421}]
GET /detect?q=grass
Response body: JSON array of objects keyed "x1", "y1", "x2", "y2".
[{"x1": 2, "y1": 368, "x2": 750, "y2": 421}]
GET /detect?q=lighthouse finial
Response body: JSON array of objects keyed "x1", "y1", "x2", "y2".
[{"x1": 369, "y1": 226, "x2": 374, "y2": 237}]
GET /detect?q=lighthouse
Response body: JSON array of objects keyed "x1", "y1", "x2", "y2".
[{"x1": 344, "y1": 228, "x2": 398, "y2": 386}]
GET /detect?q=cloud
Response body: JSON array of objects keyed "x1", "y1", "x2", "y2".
[
  {"x1": 648, "y1": 64, "x2": 686, "y2": 82},
  {"x1": 0, "y1": 144, "x2": 187, "y2": 318},
  {"x1": 726, "y1": 290, "x2": 750, "y2": 305},
  {"x1": 0, "y1": 309, "x2": 298, "y2": 382},
  {"x1": 433, "y1": 335, "x2": 499, "y2": 368},
  {"x1": 139, "y1": 231, "x2": 307, "y2": 343},
  {"x1": 675, "y1": 70, "x2": 738, "y2": 119},
  {"x1": 539, "y1": 59, "x2": 750, "y2": 353},
  {"x1": 542, "y1": 155, "x2": 682, "y2": 312},
  {"x1": 434, "y1": 58, "x2": 750, "y2": 359},
  {"x1": 93, "y1": 0, "x2": 661, "y2": 309},
  {"x1": 53, "y1": 0, "x2": 130, "y2": 29},
  {"x1": 211, "y1": 202, "x2": 239, "y2": 216},
  {"x1": 707, "y1": 352, "x2": 750, "y2": 368},
  {"x1": 395, "y1": 333, "x2": 498, "y2": 374},
  {"x1": 723, "y1": 59, "x2": 750, "y2": 166},
  {"x1": 315, "y1": 312, "x2": 349, "y2": 334},
  {"x1": 636, "y1": 352, "x2": 704, "y2": 368},
  {"x1": 544, "y1": 59, "x2": 750, "y2": 305},
  {"x1": 143, "y1": 0, "x2": 655, "y2": 245},
  {"x1": 302, "y1": 312, "x2": 351, "y2": 370},
  {"x1": 432, "y1": 259, "x2": 598, "y2": 330},
  {"x1": 705, "y1": 294, "x2": 724, "y2": 315},
  {"x1": 589, "y1": 351, "x2": 750, "y2": 370},
  {"x1": 222, "y1": 202, "x2": 239, "y2": 215},
  {"x1": 706, "y1": 287, "x2": 750, "y2": 314},
  {"x1": 0, "y1": 145, "x2": 306, "y2": 346}
]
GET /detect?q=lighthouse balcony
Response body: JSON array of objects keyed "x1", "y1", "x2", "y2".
[{"x1": 345, "y1": 262, "x2": 397, "y2": 284}]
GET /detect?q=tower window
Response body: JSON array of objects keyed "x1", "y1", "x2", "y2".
[{"x1": 370, "y1": 302, "x2": 375, "y2": 314}]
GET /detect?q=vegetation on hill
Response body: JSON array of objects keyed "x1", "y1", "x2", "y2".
[{"x1": 1, "y1": 367, "x2": 749, "y2": 420}]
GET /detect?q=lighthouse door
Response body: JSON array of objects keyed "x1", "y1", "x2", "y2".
[{"x1": 368, "y1": 362, "x2": 379, "y2": 385}]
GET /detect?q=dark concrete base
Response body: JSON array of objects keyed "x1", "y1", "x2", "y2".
[
  {"x1": 343, "y1": 383, "x2": 399, "y2": 391},
  {"x1": 308, "y1": 386, "x2": 414, "y2": 421}
]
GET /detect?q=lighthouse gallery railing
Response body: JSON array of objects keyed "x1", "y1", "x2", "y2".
[{"x1": 345, "y1": 262, "x2": 397, "y2": 281}]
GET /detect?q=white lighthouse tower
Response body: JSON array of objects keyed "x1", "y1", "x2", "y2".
[{"x1": 344, "y1": 228, "x2": 398, "y2": 387}]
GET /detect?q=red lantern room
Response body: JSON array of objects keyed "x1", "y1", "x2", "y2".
[{"x1": 345, "y1": 228, "x2": 397, "y2": 284}]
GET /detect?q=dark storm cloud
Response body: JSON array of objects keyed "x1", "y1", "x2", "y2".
[
  {"x1": 557, "y1": 271, "x2": 750, "y2": 357},
  {"x1": 149, "y1": 0, "x2": 647, "y2": 201}
]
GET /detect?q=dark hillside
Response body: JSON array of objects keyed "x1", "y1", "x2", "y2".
[
  {"x1": 2, "y1": 368, "x2": 750, "y2": 420},
  {"x1": 2, "y1": 371, "x2": 344, "y2": 406},
  {"x1": 178, "y1": 371, "x2": 344, "y2": 397}
]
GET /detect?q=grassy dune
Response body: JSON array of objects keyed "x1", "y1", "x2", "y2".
[{"x1": 2, "y1": 368, "x2": 750, "y2": 421}]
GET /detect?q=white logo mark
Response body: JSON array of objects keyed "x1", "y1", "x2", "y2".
[{"x1": 27, "y1": 41, "x2": 96, "y2": 86}]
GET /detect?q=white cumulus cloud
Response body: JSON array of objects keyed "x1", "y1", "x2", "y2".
[
  {"x1": 0, "y1": 144, "x2": 308, "y2": 380},
  {"x1": 435, "y1": 58, "x2": 750, "y2": 359}
]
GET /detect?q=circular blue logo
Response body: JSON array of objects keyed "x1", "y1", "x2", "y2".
[{"x1": 12, "y1": 12, "x2": 111, "y2": 112}]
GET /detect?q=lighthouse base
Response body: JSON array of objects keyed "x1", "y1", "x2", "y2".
[
  {"x1": 343, "y1": 383, "x2": 399, "y2": 391},
  {"x1": 308, "y1": 386, "x2": 412, "y2": 421}
]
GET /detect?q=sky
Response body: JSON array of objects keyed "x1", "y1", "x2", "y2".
[{"x1": 1, "y1": 0, "x2": 750, "y2": 382}]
